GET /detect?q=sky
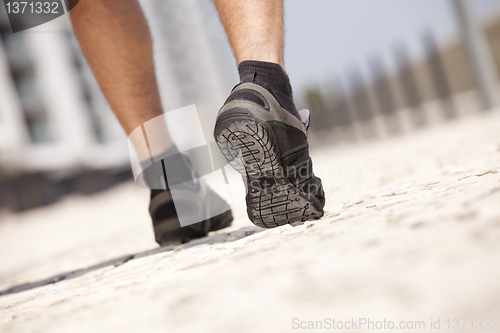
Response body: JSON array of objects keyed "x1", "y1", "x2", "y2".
[{"x1": 284, "y1": 0, "x2": 500, "y2": 94}]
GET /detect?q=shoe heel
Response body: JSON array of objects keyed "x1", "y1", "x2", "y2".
[
  {"x1": 215, "y1": 108, "x2": 323, "y2": 228},
  {"x1": 214, "y1": 108, "x2": 275, "y2": 176}
]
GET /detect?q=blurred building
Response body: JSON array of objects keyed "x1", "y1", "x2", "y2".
[{"x1": 0, "y1": 0, "x2": 235, "y2": 212}]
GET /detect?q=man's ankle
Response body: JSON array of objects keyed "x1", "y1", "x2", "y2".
[
  {"x1": 140, "y1": 144, "x2": 196, "y2": 195},
  {"x1": 237, "y1": 60, "x2": 301, "y2": 120}
]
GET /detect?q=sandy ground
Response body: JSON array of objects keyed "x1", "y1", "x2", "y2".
[{"x1": 1, "y1": 109, "x2": 500, "y2": 333}]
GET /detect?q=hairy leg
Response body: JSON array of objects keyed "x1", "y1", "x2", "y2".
[
  {"x1": 212, "y1": 0, "x2": 284, "y2": 68},
  {"x1": 70, "y1": 0, "x2": 171, "y2": 160}
]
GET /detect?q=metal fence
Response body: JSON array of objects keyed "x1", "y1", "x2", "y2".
[{"x1": 304, "y1": 1, "x2": 500, "y2": 144}]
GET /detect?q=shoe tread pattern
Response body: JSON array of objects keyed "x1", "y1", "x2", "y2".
[{"x1": 215, "y1": 111, "x2": 323, "y2": 228}]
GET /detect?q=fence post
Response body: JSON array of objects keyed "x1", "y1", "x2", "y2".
[
  {"x1": 347, "y1": 68, "x2": 378, "y2": 138},
  {"x1": 451, "y1": 0, "x2": 499, "y2": 109},
  {"x1": 330, "y1": 78, "x2": 354, "y2": 128},
  {"x1": 394, "y1": 44, "x2": 427, "y2": 127},
  {"x1": 369, "y1": 55, "x2": 401, "y2": 134},
  {"x1": 422, "y1": 31, "x2": 456, "y2": 119}
]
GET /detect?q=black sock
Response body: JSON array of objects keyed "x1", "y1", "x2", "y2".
[{"x1": 238, "y1": 60, "x2": 301, "y2": 120}]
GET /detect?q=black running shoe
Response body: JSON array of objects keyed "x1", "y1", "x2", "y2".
[
  {"x1": 213, "y1": 81, "x2": 325, "y2": 228},
  {"x1": 147, "y1": 153, "x2": 233, "y2": 246},
  {"x1": 149, "y1": 187, "x2": 233, "y2": 246}
]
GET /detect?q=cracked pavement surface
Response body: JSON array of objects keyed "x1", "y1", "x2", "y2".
[{"x1": 0, "y1": 110, "x2": 499, "y2": 333}]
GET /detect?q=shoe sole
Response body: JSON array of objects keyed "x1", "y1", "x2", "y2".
[
  {"x1": 157, "y1": 210, "x2": 233, "y2": 246},
  {"x1": 214, "y1": 109, "x2": 324, "y2": 228}
]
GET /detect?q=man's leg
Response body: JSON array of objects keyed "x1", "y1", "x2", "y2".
[
  {"x1": 212, "y1": 0, "x2": 284, "y2": 67},
  {"x1": 213, "y1": 0, "x2": 300, "y2": 120},
  {"x1": 212, "y1": 0, "x2": 325, "y2": 227},
  {"x1": 70, "y1": 0, "x2": 170, "y2": 161},
  {"x1": 70, "y1": 0, "x2": 232, "y2": 245}
]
